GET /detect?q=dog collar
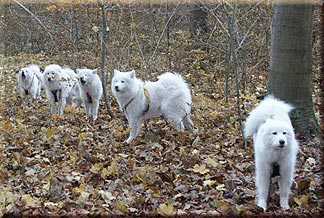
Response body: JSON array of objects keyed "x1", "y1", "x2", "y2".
[{"x1": 122, "y1": 96, "x2": 135, "y2": 116}]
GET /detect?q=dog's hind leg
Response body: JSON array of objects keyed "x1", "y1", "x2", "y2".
[
  {"x1": 183, "y1": 115, "x2": 194, "y2": 131},
  {"x1": 91, "y1": 100, "x2": 100, "y2": 120},
  {"x1": 163, "y1": 111, "x2": 184, "y2": 131}
]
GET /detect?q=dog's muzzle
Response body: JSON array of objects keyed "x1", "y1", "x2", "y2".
[
  {"x1": 47, "y1": 77, "x2": 52, "y2": 82},
  {"x1": 81, "y1": 78, "x2": 86, "y2": 85},
  {"x1": 22, "y1": 72, "x2": 26, "y2": 80},
  {"x1": 278, "y1": 140, "x2": 285, "y2": 148},
  {"x1": 115, "y1": 86, "x2": 120, "y2": 92}
]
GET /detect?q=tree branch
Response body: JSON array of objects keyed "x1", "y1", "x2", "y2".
[{"x1": 13, "y1": 0, "x2": 55, "y2": 44}]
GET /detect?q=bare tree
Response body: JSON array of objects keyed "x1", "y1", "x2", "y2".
[
  {"x1": 99, "y1": 0, "x2": 114, "y2": 117},
  {"x1": 268, "y1": 1, "x2": 321, "y2": 139}
]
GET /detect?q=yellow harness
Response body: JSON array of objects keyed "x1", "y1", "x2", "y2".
[
  {"x1": 143, "y1": 85, "x2": 151, "y2": 105},
  {"x1": 123, "y1": 85, "x2": 151, "y2": 115},
  {"x1": 143, "y1": 85, "x2": 150, "y2": 114}
]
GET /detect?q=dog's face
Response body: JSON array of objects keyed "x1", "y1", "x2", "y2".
[
  {"x1": 19, "y1": 67, "x2": 34, "y2": 82},
  {"x1": 76, "y1": 69, "x2": 97, "y2": 87},
  {"x1": 260, "y1": 119, "x2": 294, "y2": 149},
  {"x1": 44, "y1": 65, "x2": 62, "y2": 83},
  {"x1": 111, "y1": 69, "x2": 135, "y2": 93}
]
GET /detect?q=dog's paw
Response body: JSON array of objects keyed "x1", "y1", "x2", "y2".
[
  {"x1": 257, "y1": 200, "x2": 267, "y2": 212},
  {"x1": 125, "y1": 138, "x2": 132, "y2": 144},
  {"x1": 280, "y1": 199, "x2": 290, "y2": 210}
]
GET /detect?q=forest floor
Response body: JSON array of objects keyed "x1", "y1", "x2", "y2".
[{"x1": 0, "y1": 53, "x2": 323, "y2": 217}]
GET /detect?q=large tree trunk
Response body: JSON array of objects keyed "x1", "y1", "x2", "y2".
[
  {"x1": 189, "y1": 4, "x2": 208, "y2": 38},
  {"x1": 268, "y1": 2, "x2": 320, "y2": 139}
]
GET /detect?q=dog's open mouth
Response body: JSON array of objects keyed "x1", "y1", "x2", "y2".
[
  {"x1": 81, "y1": 78, "x2": 86, "y2": 85},
  {"x1": 22, "y1": 73, "x2": 26, "y2": 80}
]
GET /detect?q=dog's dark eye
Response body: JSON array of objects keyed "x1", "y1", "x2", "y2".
[
  {"x1": 272, "y1": 132, "x2": 277, "y2": 135},
  {"x1": 283, "y1": 132, "x2": 287, "y2": 135},
  {"x1": 121, "y1": 81, "x2": 125, "y2": 83}
]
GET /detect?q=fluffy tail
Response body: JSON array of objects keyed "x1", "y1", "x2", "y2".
[
  {"x1": 157, "y1": 72, "x2": 191, "y2": 102},
  {"x1": 243, "y1": 95, "x2": 294, "y2": 138}
]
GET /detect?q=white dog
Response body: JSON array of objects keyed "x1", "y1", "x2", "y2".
[
  {"x1": 244, "y1": 95, "x2": 299, "y2": 211},
  {"x1": 63, "y1": 68, "x2": 82, "y2": 108},
  {"x1": 43, "y1": 64, "x2": 72, "y2": 115},
  {"x1": 17, "y1": 64, "x2": 43, "y2": 108},
  {"x1": 112, "y1": 69, "x2": 194, "y2": 144},
  {"x1": 76, "y1": 68, "x2": 103, "y2": 120}
]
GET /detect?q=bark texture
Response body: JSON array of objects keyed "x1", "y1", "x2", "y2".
[
  {"x1": 189, "y1": 4, "x2": 208, "y2": 37},
  {"x1": 268, "y1": 2, "x2": 321, "y2": 139}
]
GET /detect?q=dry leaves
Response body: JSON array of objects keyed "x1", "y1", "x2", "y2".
[{"x1": 0, "y1": 47, "x2": 322, "y2": 217}]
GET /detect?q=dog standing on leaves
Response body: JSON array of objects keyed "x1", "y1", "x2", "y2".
[
  {"x1": 43, "y1": 64, "x2": 72, "y2": 115},
  {"x1": 76, "y1": 68, "x2": 103, "y2": 120},
  {"x1": 111, "y1": 69, "x2": 194, "y2": 144},
  {"x1": 244, "y1": 95, "x2": 299, "y2": 211},
  {"x1": 17, "y1": 64, "x2": 43, "y2": 109}
]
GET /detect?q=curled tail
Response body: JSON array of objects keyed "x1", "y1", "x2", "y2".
[
  {"x1": 157, "y1": 72, "x2": 191, "y2": 102},
  {"x1": 244, "y1": 95, "x2": 294, "y2": 138}
]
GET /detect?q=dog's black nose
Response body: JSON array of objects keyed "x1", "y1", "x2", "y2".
[
  {"x1": 278, "y1": 140, "x2": 285, "y2": 147},
  {"x1": 48, "y1": 78, "x2": 51, "y2": 81},
  {"x1": 115, "y1": 86, "x2": 119, "y2": 92},
  {"x1": 21, "y1": 71, "x2": 26, "y2": 79},
  {"x1": 81, "y1": 78, "x2": 86, "y2": 85}
]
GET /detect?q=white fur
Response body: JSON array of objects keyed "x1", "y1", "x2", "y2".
[
  {"x1": 76, "y1": 68, "x2": 103, "y2": 120},
  {"x1": 244, "y1": 95, "x2": 299, "y2": 211},
  {"x1": 43, "y1": 64, "x2": 72, "y2": 115},
  {"x1": 63, "y1": 68, "x2": 82, "y2": 108},
  {"x1": 17, "y1": 64, "x2": 42, "y2": 109},
  {"x1": 112, "y1": 69, "x2": 194, "y2": 144}
]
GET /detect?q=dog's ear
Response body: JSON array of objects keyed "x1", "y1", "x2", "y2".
[
  {"x1": 113, "y1": 69, "x2": 119, "y2": 76},
  {"x1": 129, "y1": 70, "x2": 135, "y2": 78},
  {"x1": 92, "y1": 69, "x2": 98, "y2": 74}
]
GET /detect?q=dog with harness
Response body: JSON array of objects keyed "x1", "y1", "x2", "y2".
[{"x1": 112, "y1": 69, "x2": 194, "y2": 144}]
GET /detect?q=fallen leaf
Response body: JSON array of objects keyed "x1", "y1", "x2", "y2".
[{"x1": 158, "y1": 203, "x2": 177, "y2": 217}]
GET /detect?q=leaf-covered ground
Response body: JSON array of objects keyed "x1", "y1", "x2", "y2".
[{"x1": 0, "y1": 53, "x2": 323, "y2": 217}]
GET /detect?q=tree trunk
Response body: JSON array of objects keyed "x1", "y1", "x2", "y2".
[
  {"x1": 99, "y1": 0, "x2": 114, "y2": 117},
  {"x1": 268, "y1": 2, "x2": 320, "y2": 139},
  {"x1": 189, "y1": 4, "x2": 208, "y2": 38}
]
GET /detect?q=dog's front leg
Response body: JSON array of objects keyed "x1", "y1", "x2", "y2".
[
  {"x1": 126, "y1": 117, "x2": 142, "y2": 144},
  {"x1": 256, "y1": 162, "x2": 271, "y2": 211},
  {"x1": 84, "y1": 101, "x2": 91, "y2": 119},
  {"x1": 22, "y1": 95, "x2": 27, "y2": 109},
  {"x1": 58, "y1": 93, "x2": 66, "y2": 115},
  {"x1": 91, "y1": 100, "x2": 99, "y2": 120},
  {"x1": 279, "y1": 163, "x2": 294, "y2": 210}
]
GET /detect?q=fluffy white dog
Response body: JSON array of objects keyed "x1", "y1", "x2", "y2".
[
  {"x1": 43, "y1": 64, "x2": 72, "y2": 115},
  {"x1": 112, "y1": 69, "x2": 194, "y2": 144},
  {"x1": 76, "y1": 68, "x2": 103, "y2": 120},
  {"x1": 63, "y1": 68, "x2": 82, "y2": 108},
  {"x1": 17, "y1": 64, "x2": 43, "y2": 108},
  {"x1": 244, "y1": 95, "x2": 299, "y2": 211}
]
